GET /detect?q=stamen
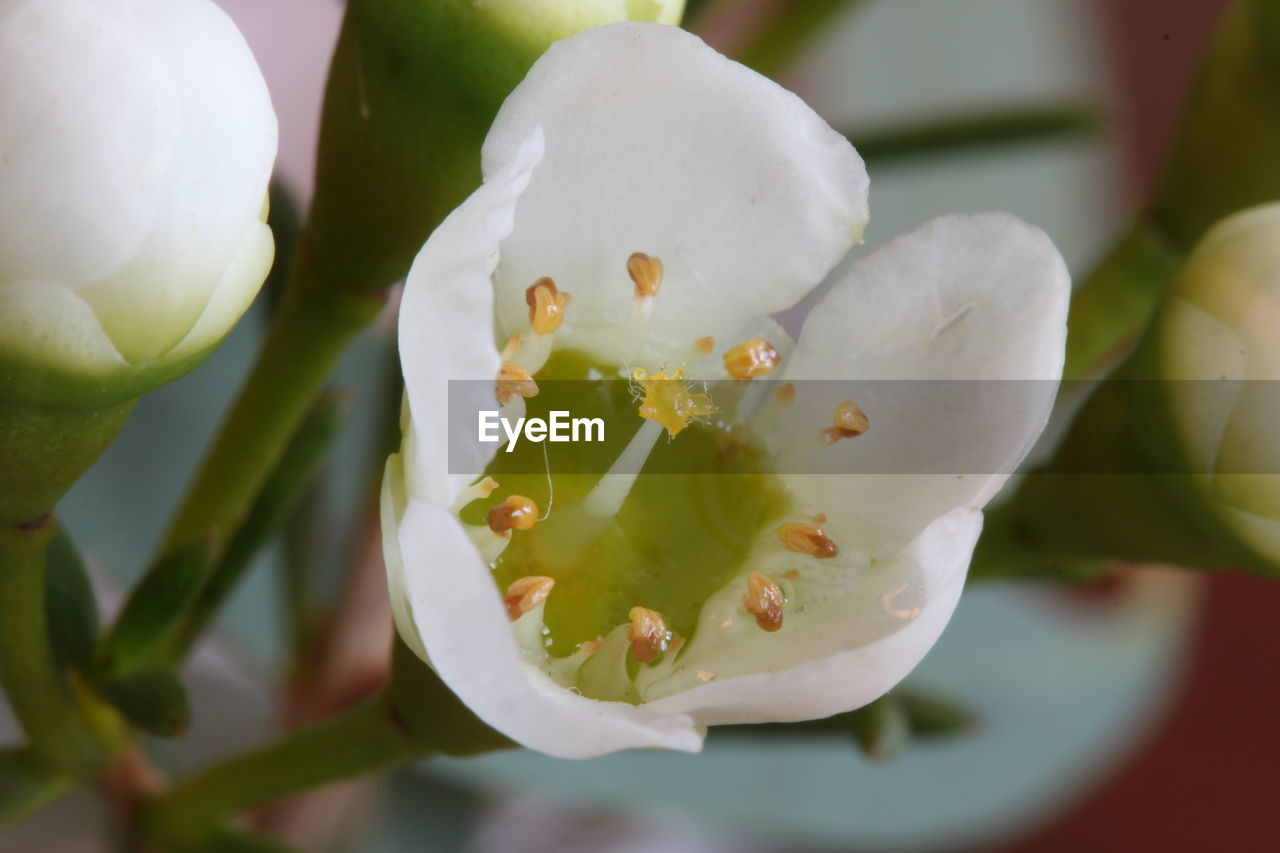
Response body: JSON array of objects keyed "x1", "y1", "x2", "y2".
[
  {"x1": 628, "y1": 606, "x2": 668, "y2": 663},
  {"x1": 526, "y1": 277, "x2": 571, "y2": 336},
  {"x1": 580, "y1": 636, "x2": 605, "y2": 655},
  {"x1": 496, "y1": 361, "x2": 538, "y2": 405},
  {"x1": 665, "y1": 634, "x2": 686, "y2": 658},
  {"x1": 694, "y1": 336, "x2": 715, "y2": 356},
  {"x1": 501, "y1": 333, "x2": 524, "y2": 360},
  {"x1": 453, "y1": 476, "x2": 499, "y2": 511},
  {"x1": 821, "y1": 399, "x2": 870, "y2": 444},
  {"x1": 627, "y1": 252, "x2": 664, "y2": 298},
  {"x1": 774, "y1": 382, "x2": 796, "y2": 407},
  {"x1": 634, "y1": 367, "x2": 717, "y2": 437},
  {"x1": 775, "y1": 522, "x2": 839, "y2": 559},
  {"x1": 503, "y1": 576, "x2": 554, "y2": 621},
  {"x1": 743, "y1": 572, "x2": 785, "y2": 632},
  {"x1": 723, "y1": 338, "x2": 780, "y2": 380},
  {"x1": 488, "y1": 495, "x2": 539, "y2": 536}
]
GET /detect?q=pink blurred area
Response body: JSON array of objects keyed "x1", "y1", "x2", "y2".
[{"x1": 215, "y1": 0, "x2": 343, "y2": 203}]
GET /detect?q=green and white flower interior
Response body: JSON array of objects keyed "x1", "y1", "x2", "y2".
[{"x1": 382, "y1": 22, "x2": 1071, "y2": 757}]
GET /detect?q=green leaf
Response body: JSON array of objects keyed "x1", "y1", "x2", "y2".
[
  {"x1": 99, "y1": 670, "x2": 192, "y2": 738},
  {"x1": 0, "y1": 748, "x2": 73, "y2": 825},
  {"x1": 44, "y1": 526, "x2": 99, "y2": 672},
  {"x1": 100, "y1": 540, "x2": 212, "y2": 676}
]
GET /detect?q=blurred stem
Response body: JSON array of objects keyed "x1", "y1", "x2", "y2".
[
  {"x1": 142, "y1": 692, "x2": 425, "y2": 850},
  {"x1": 851, "y1": 103, "x2": 1101, "y2": 168},
  {"x1": 160, "y1": 393, "x2": 347, "y2": 666},
  {"x1": 0, "y1": 520, "x2": 105, "y2": 773},
  {"x1": 161, "y1": 255, "x2": 382, "y2": 555}
]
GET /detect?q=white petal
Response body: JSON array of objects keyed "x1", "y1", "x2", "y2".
[
  {"x1": 779, "y1": 213, "x2": 1069, "y2": 552},
  {"x1": 394, "y1": 497, "x2": 704, "y2": 758},
  {"x1": 0, "y1": 281, "x2": 126, "y2": 376},
  {"x1": 75, "y1": 0, "x2": 277, "y2": 362},
  {"x1": 398, "y1": 131, "x2": 545, "y2": 507},
  {"x1": 482, "y1": 23, "x2": 868, "y2": 362},
  {"x1": 643, "y1": 508, "x2": 980, "y2": 724}
]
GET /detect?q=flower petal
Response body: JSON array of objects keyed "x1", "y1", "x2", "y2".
[
  {"x1": 643, "y1": 508, "x2": 980, "y2": 724},
  {"x1": 398, "y1": 131, "x2": 545, "y2": 507},
  {"x1": 780, "y1": 213, "x2": 1069, "y2": 552},
  {"x1": 394, "y1": 496, "x2": 704, "y2": 758},
  {"x1": 482, "y1": 22, "x2": 868, "y2": 362}
]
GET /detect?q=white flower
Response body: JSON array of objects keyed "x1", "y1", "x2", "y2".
[
  {"x1": 0, "y1": 0, "x2": 276, "y2": 403},
  {"x1": 383, "y1": 23, "x2": 1069, "y2": 757},
  {"x1": 1149, "y1": 203, "x2": 1280, "y2": 565}
]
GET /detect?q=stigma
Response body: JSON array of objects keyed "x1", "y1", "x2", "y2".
[
  {"x1": 488, "y1": 495, "x2": 539, "y2": 536},
  {"x1": 634, "y1": 367, "x2": 717, "y2": 437},
  {"x1": 775, "y1": 521, "x2": 839, "y2": 559}
]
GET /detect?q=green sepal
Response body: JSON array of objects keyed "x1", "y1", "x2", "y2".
[
  {"x1": 44, "y1": 527, "x2": 99, "y2": 672},
  {"x1": 0, "y1": 748, "x2": 74, "y2": 825},
  {"x1": 99, "y1": 540, "x2": 212, "y2": 677},
  {"x1": 388, "y1": 637, "x2": 513, "y2": 757},
  {"x1": 895, "y1": 689, "x2": 978, "y2": 740},
  {"x1": 99, "y1": 670, "x2": 192, "y2": 738}
]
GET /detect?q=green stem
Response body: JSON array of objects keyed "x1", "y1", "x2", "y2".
[
  {"x1": 161, "y1": 256, "x2": 383, "y2": 555},
  {"x1": 0, "y1": 520, "x2": 103, "y2": 772},
  {"x1": 143, "y1": 691, "x2": 424, "y2": 849}
]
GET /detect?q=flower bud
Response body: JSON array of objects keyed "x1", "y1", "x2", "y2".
[
  {"x1": 0, "y1": 0, "x2": 277, "y2": 408},
  {"x1": 1146, "y1": 203, "x2": 1280, "y2": 566}
]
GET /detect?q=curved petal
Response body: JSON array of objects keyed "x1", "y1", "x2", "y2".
[
  {"x1": 0, "y1": 0, "x2": 172, "y2": 288},
  {"x1": 398, "y1": 131, "x2": 545, "y2": 507},
  {"x1": 643, "y1": 508, "x2": 980, "y2": 724},
  {"x1": 77, "y1": 0, "x2": 277, "y2": 362},
  {"x1": 779, "y1": 213, "x2": 1069, "y2": 552},
  {"x1": 395, "y1": 497, "x2": 704, "y2": 757},
  {"x1": 482, "y1": 22, "x2": 868, "y2": 362},
  {"x1": 0, "y1": 281, "x2": 125, "y2": 376}
]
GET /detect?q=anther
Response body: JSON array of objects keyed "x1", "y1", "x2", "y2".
[
  {"x1": 526, "y1": 277, "x2": 571, "y2": 335},
  {"x1": 503, "y1": 576, "x2": 554, "y2": 621},
  {"x1": 784, "y1": 568, "x2": 800, "y2": 580},
  {"x1": 694, "y1": 336, "x2": 715, "y2": 356},
  {"x1": 723, "y1": 338, "x2": 780, "y2": 380},
  {"x1": 821, "y1": 399, "x2": 870, "y2": 444},
  {"x1": 487, "y1": 495, "x2": 539, "y2": 536},
  {"x1": 496, "y1": 361, "x2": 538, "y2": 404},
  {"x1": 627, "y1": 252, "x2": 664, "y2": 298},
  {"x1": 743, "y1": 572, "x2": 785, "y2": 632},
  {"x1": 775, "y1": 522, "x2": 839, "y2": 559},
  {"x1": 628, "y1": 606, "x2": 668, "y2": 663},
  {"x1": 580, "y1": 636, "x2": 605, "y2": 655},
  {"x1": 774, "y1": 382, "x2": 796, "y2": 407}
]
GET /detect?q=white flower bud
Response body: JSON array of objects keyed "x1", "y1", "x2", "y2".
[
  {"x1": 0, "y1": 0, "x2": 277, "y2": 405},
  {"x1": 1152, "y1": 203, "x2": 1280, "y2": 561}
]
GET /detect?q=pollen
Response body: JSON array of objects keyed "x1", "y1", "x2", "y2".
[
  {"x1": 496, "y1": 361, "x2": 538, "y2": 404},
  {"x1": 487, "y1": 495, "x2": 539, "y2": 536},
  {"x1": 694, "y1": 336, "x2": 715, "y2": 356},
  {"x1": 634, "y1": 367, "x2": 717, "y2": 437},
  {"x1": 526, "y1": 277, "x2": 571, "y2": 335},
  {"x1": 723, "y1": 338, "x2": 780, "y2": 380},
  {"x1": 775, "y1": 522, "x2": 839, "y2": 559},
  {"x1": 784, "y1": 568, "x2": 800, "y2": 580},
  {"x1": 503, "y1": 576, "x2": 554, "y2": 621},
  {"x1": 821, "y1": 399, "x2": 870, "y2": 444},
  {"x1": 628, "y1": 606, "x2": 668, "y2": 663},
  {"x1": 743, "y1": 572, "x2": 784, "y2": 632},
  {"x1": 627, "y1": 252, "x2": 664, "y2": 298}
]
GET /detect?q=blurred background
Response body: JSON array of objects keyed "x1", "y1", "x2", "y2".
[{"x1": 5, "y1": 0, "x2": 1276, "y2": 850}]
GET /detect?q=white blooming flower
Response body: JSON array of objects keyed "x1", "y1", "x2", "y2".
[
  {"x1": 0, "y1": 0, "x2": 276, "y2": 403},
  {"x1": 382, "y1": 23, "x2": 1069, "y2": 757},
  {"x1": 1149, "y1": 203, "x2": 1280, "y2": 566}
]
